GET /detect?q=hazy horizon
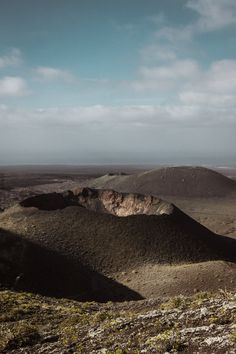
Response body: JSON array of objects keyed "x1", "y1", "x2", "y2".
[{"x1": 0, "y1": 0, "x2": 236, "y2": 165}]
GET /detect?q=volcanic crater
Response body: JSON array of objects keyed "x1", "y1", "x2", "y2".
[{"x1": 0, "y1": 187, "x2": 236, "y2": 301}]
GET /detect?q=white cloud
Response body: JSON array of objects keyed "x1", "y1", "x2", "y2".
[
  {"x1": 131, "y1": 59, "x2": 200, "y2": 91},
  {"x1": 137, "y1": 1, "x2": 236, "y2": 106},
  {"x1": 34, "y1": 66, "x2": 74, "y2": 82},
  {"x1": 177, "y1": 59, "x2": 236, "y2": 112},
  {"x1": 152, "y1": 0, "x2": 236, "y2": 54},
  {"x1": 118, "y1": 57, "x2": 236, "y2": 128},
  {"x1": 156, "y1": 25, "x2": 194, "y2": 42},
  {"x1": 178, "y1": 60, "x2": 236, "y2": 104},
  {"x1": 0, "y1": 102, "x2": 235, "y2": 130},
  {"x1": 0, "y1": 48, "x2": 22, "y2": 69},
  {"x1": 140, "y1": 44, "x2": 177, "y2": 63},
  {"x1": 140, "y1": 60, "x2": 199, "y2": 80},
  {"x1": 0, "y1": 76, "x2": 29, "y2": 97},
  {"x1": 130, "y1": 58, "x2": 236, "y2": 101},
  {"x1": 186, "y1": 0, "x2": 236, "y2": 32},
  {"x1": 204, "y1": 60, "x2": 236, "y2": 93},
  {"x1": 179, "y1": 91, "x2": 236, "y2": 106}
]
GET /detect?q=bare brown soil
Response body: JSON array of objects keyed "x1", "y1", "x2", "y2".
[
  {"x1": 115, "y1": 261, "x2": 236, "y2": 298},
  {"x1": 164, "y1": 197, "x2": 236, "y2": 239}
]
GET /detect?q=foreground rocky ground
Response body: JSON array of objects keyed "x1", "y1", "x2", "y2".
[{"x1": 0, "y1": 289, "x2": 235, "y2": 353}]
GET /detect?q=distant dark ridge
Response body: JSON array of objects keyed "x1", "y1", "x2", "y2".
[
  {"x1": 0, "y1": 189, "x2": 234, "y2": 278},
  {"x1": 88, "y1": 166, "x2": 236, "y2": 198}
]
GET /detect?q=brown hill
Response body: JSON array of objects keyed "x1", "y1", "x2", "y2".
[
  {"x1": 0, "y1": 188, "x2": 236, "y2": 299},
  {"x1": 88, "y1": 166, "x2": 236, "y2": 198}
]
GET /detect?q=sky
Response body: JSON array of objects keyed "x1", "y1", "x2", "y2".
[{"x1": 0, "y1": 0, "x2": 236, "y2": 165}]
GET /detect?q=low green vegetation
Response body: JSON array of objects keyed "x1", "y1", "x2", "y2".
[
  {"x1": 209, "y1": 308, "x2": 235, "y2": 325},
  {"x1": 146, "y1": 329, "x2": 186, "y2": 352},
  {"x1": 0, "y1": 321, "x2": 40, "y2": 351},
  {"x1": 231, "y1": 330, "x2": 236, "y2": 343},
  {"x1": 0, "y1": 289, "x2": 235, "y2": 353},
  {"x1": 160, "y1": 295, "x2": 190, "y2": 310}
]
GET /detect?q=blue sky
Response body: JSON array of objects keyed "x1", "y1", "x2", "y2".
[{"x1": 0, "y1": 0, "x2": 236, "y2": 164}]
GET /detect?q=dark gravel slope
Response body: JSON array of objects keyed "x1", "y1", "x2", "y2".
[{"x1": 89, "y1": 166, "x2": 236, "y2": 198}]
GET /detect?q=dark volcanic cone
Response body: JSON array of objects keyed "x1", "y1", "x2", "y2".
[
  {"x1": 88, "y1": 166, "x2": 236, "y2": 198},
  {"x1": 0, "y1": 188, "x2": 234, "y2": 274}
]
